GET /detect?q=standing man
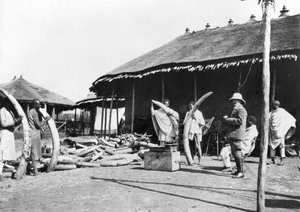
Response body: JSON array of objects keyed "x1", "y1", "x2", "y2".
[
  {"x1": 28, "y1": 99, "x2": 50, "y2": 175},
  {"x1": 269, "y1": 100, "x2": 296, "y2": 165},
  {"x1": 0, "y1": 98, "x2": 22, "y2": 180},
  {"x1": 151, "y1": 99, "x2": 179, "y2": 146},
  {"x1": 223, "y1": 93, "x2": 247, "y2": 178},
  {"x1": 220, "y1": 115, "x2": 258, "y2": 171},
  {"x1": 183, "y1": 101, "x2": 205, "y2": 165}
]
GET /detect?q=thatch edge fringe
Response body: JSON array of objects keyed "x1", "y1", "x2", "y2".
[{"x1": 94, "y1": 53, "x2": 298, "y2": 84}]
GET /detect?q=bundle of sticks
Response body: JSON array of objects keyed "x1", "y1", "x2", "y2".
[{"x1": 40, "y1": 133, "x2": 157, "y2": 171}]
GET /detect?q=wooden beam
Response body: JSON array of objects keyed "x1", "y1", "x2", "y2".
[
  {"x1": 131, "y1": 79, "x2": 135, "y2": 133},
  {"x1": 257, "y1": 1, "x2": 273, "y2": 211}
]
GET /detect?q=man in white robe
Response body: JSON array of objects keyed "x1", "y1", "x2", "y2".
[
  {"x1": 151, "y1": 99, "x2": 179, "y2": 146},
  {"x1": 183, "y1": 101, "x2": 205, "y2": 164},
  {"x1": 0, "y1": 99, "x2": 21, "y2": 180},
  {"x1": 269, "y1": 100, "x2": 296, "y2": 165}
]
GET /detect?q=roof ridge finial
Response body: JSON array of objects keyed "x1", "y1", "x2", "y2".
[
  {"x1": 205, "y1": 23, "x2": 211, "y2": 29},
  {"x1": 228, "y1": 19, "x2": 233, "y2": 26},
  {"x1": 185, "y1": 27, "x2": 190, "y2": 34},
  {"x1": 279, "y1": 5, "x2": 289, "y2": 17},
  {"x1": 249, "y1": 14, "x2": 256, "y2": 22}
]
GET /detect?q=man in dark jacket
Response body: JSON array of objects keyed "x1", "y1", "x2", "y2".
[{"x1": 223, "y1": 93, "x2": 247, "y2": 178}]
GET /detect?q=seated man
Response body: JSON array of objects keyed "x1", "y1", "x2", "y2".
[{"x1": 220, "y1": 115, "x2": 258, "y2": 172}]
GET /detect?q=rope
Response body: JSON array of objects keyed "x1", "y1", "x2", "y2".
[{"x1": 238, "y1": 20, "x2": 265, "y2": 90}]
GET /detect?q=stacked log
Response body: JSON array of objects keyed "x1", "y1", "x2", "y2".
[{"x1": 39, "y1": 133, "x2": 157, "y2": 171}]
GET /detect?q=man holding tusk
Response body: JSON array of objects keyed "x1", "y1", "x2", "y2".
[
  {"x1": 151, "y1": 99, "x2": 179, "y2": 146},
  {"x1": 223, "y1": 93, "x2": 247, "y2": 178},
  {"x1": 183, "y1": 101, "x2": 205, "y2": 165}
]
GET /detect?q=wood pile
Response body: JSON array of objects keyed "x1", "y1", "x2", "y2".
[{"x1": 41, "y1": 133, "x2": 157, "y2": 171}]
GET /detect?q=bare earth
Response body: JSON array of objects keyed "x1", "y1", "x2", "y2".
[{"x1": 0, "y1": 156, "x2": 299, "y2": 212}]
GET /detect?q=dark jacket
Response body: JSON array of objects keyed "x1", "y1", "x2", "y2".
[{"x1": 225, "y1": 104, "x2": 247, "y2": 141}]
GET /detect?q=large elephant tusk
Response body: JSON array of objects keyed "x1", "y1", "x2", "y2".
[
  {"x1": 39, "y1": 107, "x2": 60, "y2": 173},
  {"x1": 183, "y1": 92, "x2": 213, "y2": 165},
  {"x1": 0, "y1": 88, "x2": 31, "y2": 180}
]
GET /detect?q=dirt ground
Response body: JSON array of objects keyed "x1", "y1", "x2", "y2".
[{"x1": 0, "y1": 155, "x2": 299, "y2": 212}]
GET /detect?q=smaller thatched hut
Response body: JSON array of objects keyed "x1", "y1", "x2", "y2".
[
  {"x1": 0, "y1": 76, "x2": 74, "y2": 119},
  {"x1": 75, "y1": 93, "x2": 125, "y2": 136}
]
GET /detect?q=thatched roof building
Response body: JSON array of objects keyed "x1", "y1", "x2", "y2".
[
  {"x1": 0, "y1": 76, "x2": 74, "y2": 118},
  {"x1": 90, "y1": 13, "x2": 300, "y2": 141}
]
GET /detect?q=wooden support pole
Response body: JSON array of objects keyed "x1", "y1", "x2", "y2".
[
  {"x1": 271, "y1": 68, "x2": 276, "y2": 102},
  {"x1": 257, "y1": 1, "x2": 273, "y2": 211},
  {"x1": 104, "y1": 100, "x2": 108, "y2": 138},
  {"x1": 116, "y1": 96, "x2": 119, "y2": 134},
  {"x1": 108, "y1": 84, "x2": 115, "y2": 139},
  {"x1": 26, "y1": 103, "x2": 30, "y2": 117},
  {"x1": 193, "y1": 72, "x2": 197, "y2": 101},
  {"x1": 161, "y1": 73, "x2": 165, "y2": 102},
  {"x1": 74, "y1": 108, "x2": 77, "y2": 135},
  {"x1": 52, "y1": 106, "x2": 56, "y2": 120},
  {"x1": 131, "y1": 79, "x2": 135, "y2": 133},
  {"x1": 89, "y1": 105, "x2": 96, "y2": 136},
  {"x1": 100, "y1": 91, "x2": 105, "y2": 137}
]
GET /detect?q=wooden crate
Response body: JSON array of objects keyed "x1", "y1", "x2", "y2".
[{"x1": 144, "y1": 151, "x2": 180, "y2": 171}]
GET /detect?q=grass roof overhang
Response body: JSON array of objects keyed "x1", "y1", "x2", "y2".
[
  {"x1": 90, "y1": 14, "x2": 299, "y2": 91},
  {"x1": 75, "y1": 97, "x2": 125, "y2": 109}
]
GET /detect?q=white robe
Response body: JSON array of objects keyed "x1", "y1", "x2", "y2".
[
  {"x1": 269, "y1": 108, "x2": 296, "y2": 149},
  {"x1": 0, "y1": 107, "x2": 16, "y2": 161}
]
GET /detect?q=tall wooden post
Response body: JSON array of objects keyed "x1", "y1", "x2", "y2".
[
  {"x1": 257, "y1": 1, "x2": 274, "y2": 211},
  {"x1": 116, "y1": 96, "x2": 119, "y2": 134},
  {"x1": 26, "y1": 103, "x2": 30, "y2": 117},
  {"x1": 131, "y1": 79, "x2": 135, "y2": 133},
  {"x1": 104, "y1": 102, "x2": 107, "y2": 138},
  {"x1": 271, "y1": 68, "x2": 276, "y2": 102},
  {"x1": 161, "y1": 73, "x2": 165, "y2": 102},
  {"x1": 193, "y1": 72, "x2": 197, "y2": 101},
  {"x1": 108, "y1": 84, "x2": 115, "y2": 139},
  {"x1": 100, "y1": 90, "x2": 105, "y2": 137},
  {"x1": 74, "y1": 108, "x2": 77, "y2": 135},
  {"x1": 52, "y1": 106, "x2": 56, "y2": 120}
]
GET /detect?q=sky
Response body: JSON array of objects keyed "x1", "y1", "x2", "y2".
[{"x1": 0, "y1": 0, "x2": 299, "y2": 102}]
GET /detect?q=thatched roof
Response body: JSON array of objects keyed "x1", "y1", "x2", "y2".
[
  {"x1": 0, "y1": 76, "x2": 75, "y2": 107},
  {"x1": 92, "y1": 14, "x2": 299, "y2": 85}
]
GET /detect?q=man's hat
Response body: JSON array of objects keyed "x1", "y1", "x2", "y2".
[{"x1": 229, "y1": 92, "x2": 246, "y2": 105}]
